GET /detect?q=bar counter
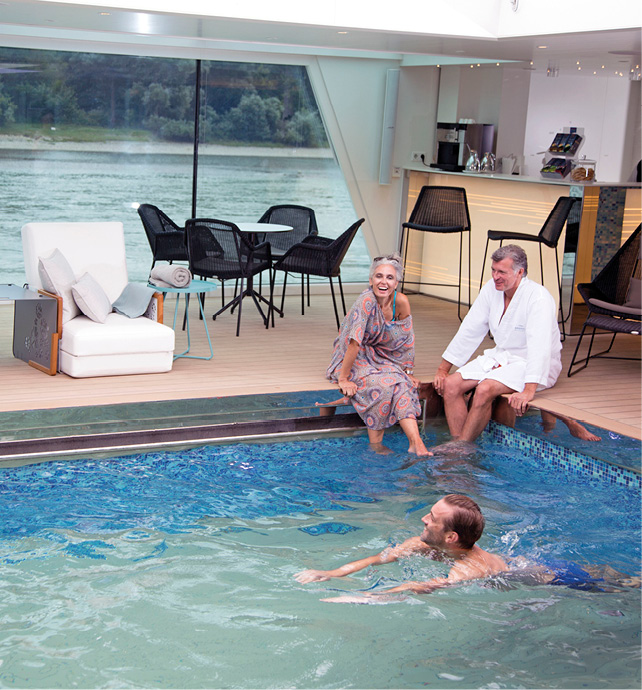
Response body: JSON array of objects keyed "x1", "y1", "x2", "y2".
[{"x1": 400, "y1": 167, "x2": 641, "y2": 320}]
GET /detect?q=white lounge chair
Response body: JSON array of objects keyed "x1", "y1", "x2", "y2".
[{"x1": 22, "y1": 221, "x2": 175, "y2": 378}]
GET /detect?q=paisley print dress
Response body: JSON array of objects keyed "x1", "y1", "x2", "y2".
[{"x1": 326, "y1": 289, "x2": 421, "y2": 430}]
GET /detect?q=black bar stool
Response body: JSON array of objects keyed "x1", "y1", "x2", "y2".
[
  {"x1": 478, "y1": 196, "x2": 580, "y2": 340},
  {"x1": 400, "y1": 185, "x2": 471, "y2": 321}
]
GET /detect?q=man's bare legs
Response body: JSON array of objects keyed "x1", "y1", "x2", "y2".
[
  {"x1": 492, "y1": 399, "x2": 601, "y2": 442},
  {"x1": 443, "y1": 374, "x2": 514, "y2": 443},
  {"x1": 540, "y1": 410, "x2": 602, "y2": 442}
]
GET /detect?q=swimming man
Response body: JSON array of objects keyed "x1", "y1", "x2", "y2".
[
  {"x1": 295, "y1": 494, "x2": 507, "y2": 597},
  {"x1": 295, "y1": 494, "x2": 638, "y2": 602}
]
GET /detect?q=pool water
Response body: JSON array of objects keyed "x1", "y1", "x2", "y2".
[{"x1": 0, "y1": 431, "x2": 639, "y2": 689}]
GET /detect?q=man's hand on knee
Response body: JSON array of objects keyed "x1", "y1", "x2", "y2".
[{"x1": 507, "y1": 384, "x2": 537, "y2": 416}]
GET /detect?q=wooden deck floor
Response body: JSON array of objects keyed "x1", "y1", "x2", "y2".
[{"x1": 1, "y1": 289, "x2": 640, "y2": 439}]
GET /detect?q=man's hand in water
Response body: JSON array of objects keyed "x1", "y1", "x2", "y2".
[{"x1": 294, "y1": 569, "x2": 333, "y2": 583}]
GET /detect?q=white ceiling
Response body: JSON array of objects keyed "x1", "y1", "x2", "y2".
[{"x1": 0, "y1": 0, "x2": 640, "y2": 76}]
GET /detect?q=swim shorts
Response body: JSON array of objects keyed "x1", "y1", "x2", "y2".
[{"x1": 544, "y1": 558, "x2": 605, "y2": 592}]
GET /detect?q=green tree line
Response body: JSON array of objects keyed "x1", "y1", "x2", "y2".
[{"x1": 0, "y1": 49, "x2": 328, "y2": 147}]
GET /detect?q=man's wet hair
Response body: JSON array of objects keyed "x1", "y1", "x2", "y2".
[{"x1": 442, "y1": 494, "x2": 485, "y2": 550}]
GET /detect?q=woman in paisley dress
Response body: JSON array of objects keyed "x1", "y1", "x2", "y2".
[{"x1": 325, "y1": 253, "x2": 430, "y2": 455}]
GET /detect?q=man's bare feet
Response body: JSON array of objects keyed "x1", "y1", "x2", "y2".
[
  {"x1": 564, "y1": 419, "x2": 602, "y2": 442},
  {"x1": 428, "y1": 440, "x2": 478, "y2": 457}
]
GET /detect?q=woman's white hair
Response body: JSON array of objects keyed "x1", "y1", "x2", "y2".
[{"x1": 369, "y1": 252, "x2": 404, "y2": 281}]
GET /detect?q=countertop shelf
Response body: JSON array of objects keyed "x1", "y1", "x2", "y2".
[{"x1": 403, "y1": 165, "x2": 641, "y2": 188}]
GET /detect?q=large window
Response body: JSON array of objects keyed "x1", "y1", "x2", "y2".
[{"x1": 0, "y1": 48, "x2": 368, "y2": 286}]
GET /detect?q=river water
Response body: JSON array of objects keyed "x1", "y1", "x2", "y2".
[{"x1": 0, "y1": 147, "x2": 369, "y2": 287}]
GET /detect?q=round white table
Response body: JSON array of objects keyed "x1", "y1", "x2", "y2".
[{"x1": 236, "y1": 222, "x2": 292, "y2": 235}]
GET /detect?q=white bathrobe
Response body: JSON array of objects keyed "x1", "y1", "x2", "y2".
[{"x1": 443, "y1": 276, "x2": 562, "y2": 392}]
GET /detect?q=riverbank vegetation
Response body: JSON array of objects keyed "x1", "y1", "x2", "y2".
[{"x1": 0, "y1": 48, "x2": 329, "y2": 149}]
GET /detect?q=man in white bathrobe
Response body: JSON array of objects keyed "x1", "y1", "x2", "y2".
[{"x1": 433, "y1": 244, "x2": 562, "y2": 443}]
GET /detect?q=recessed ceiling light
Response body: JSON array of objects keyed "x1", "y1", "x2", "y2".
[
  {"x1": 99, "y1": 11, "x2": 111, "y2": 16},
  {"x1": 537, "y1": 45, "x2": 547, "y2": 49},
  {"x1": 337, "y1": 31, "x2": 348, "y2": 34}
]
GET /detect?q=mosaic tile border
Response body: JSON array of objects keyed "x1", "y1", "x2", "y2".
[{"x1": 485, "y1": 421, "x2": 641, "y2": 491}]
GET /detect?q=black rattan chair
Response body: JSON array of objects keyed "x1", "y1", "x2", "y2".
[
  {"x1": 257, "y1": 204, "x2": 319, "y2": 309},
  {"x1": 567, "y1": 224, "x2": 641, "y2": 376},
  {"x1": 479, "y1": 195, "x2": 580, "y2": 339},
  {"x1": 400, "y1": 186, "x2": 471, "y2": 320},
  {"x1": 272, "y1": 218, "x2": 365, "y2": 328},
  {"x1": 185, "y1": 218, "x2": 273, "y2": 337},
  {"x1": 137, "y1": 204, "x2": 188, "y2": 273}
]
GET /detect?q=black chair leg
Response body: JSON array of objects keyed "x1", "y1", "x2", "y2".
[
  {"x1": 554, "y1": 246, "x2": 566, "y2": 341},
  {"x1": 539, "y1": 243, "x2": 545, "y2": 284},
  {"x1": 329, "y1": 277, "x2": 340, "y2": 329},
  {"x1": 457, "y1": 231, "x2": 463, "y2": 321},
  {"x1": 337, "y1": 274, "x2": 347, "y2": 315},
  {"x1": 467, "y1": 228, "x2": 471, "y2": 311},
  {"x1": 235, "y1": 276, "x2": 245, "y2": 337},
  {"x1": 306, "y1": 274, "x2": 311, "y2": 307},
  {"x1": 279, "y1": 273, "x2": 288, "y2": 317},
  {"x1": 301, "y1": 273, "x2": 305, "y2": 316},
  {"x1": 400, "y1": 227, "x2": 408, "y2": 293},
  {"x1": 269, "y1": 269, "x2": 276, "y2": 328},
  {"x1": 231, "y1": 279, "x2": 240, "y2": 315},
  {"x1": 479, "y1": 237, "x2": 491, "y2": 291}
]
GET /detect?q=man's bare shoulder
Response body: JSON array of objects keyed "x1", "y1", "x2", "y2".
[
  {"x1": 449, "y1": 548, "x2": 508, "y2": 582},
  {"x1": 384, "y1": 536, "x2": 438, "y2": 560}
]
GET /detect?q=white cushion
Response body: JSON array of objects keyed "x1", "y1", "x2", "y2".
[
  {"x1": 59, "y1": 350, "x2": 173, "y2": 378},
  {"x1": 72, "y1": 273, "x2": 113, "y2": 323},
  {"x1": 38, "y1": 248, "x2": 81, "y2": 324},
  {"x1": 60, "y1": 313, "x2": 175, "y2": 358},
  {"x1": 22, "y1": 222, "x2": 129, "y2": 302}
]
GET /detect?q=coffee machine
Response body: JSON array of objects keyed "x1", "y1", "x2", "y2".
[{"x1": 432, "y1": 122, "x2": 495, "y2": 172}]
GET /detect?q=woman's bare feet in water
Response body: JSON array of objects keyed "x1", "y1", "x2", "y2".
[
  {"x1": 369, "y1": 442, "x2": 393, "y2": 455},
  {"x1": 408, "y1": 438, "x2": 432, "y2": 456},
  {"x1": 399, "y1": 418, "x2": 433, "y2": 457}
]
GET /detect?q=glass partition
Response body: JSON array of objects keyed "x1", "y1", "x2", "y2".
[{"x1": 0, "y1": 48, "x2": 368, "y2": 286}]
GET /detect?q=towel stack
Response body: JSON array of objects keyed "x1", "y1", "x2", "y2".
[{"x1": 149, "y1": 264, "x2": 192, "y2": 288}]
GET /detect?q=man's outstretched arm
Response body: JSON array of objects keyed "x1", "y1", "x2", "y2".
[
  {"x1": 294, "y1": 537, "x2": 430, "y2": 583},
  {"x1": 321, "y1": 560, "x2": 482, "y2": 602}
]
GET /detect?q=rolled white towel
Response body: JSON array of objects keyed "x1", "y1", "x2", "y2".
[{"x1": 149, "y1": 264, "x2": 192, "y2": 288}]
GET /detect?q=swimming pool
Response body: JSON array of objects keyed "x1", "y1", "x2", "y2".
[{"x1": 0, "y1": 429, "x2": 639, "y2": 689}]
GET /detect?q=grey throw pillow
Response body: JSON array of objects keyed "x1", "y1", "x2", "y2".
[
  {"x1": 71, "y1": 272, "x2": 113, "y2": 323},
  {"x1": 38, "y1": 248, "x2": 81, "y2": 324}
]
